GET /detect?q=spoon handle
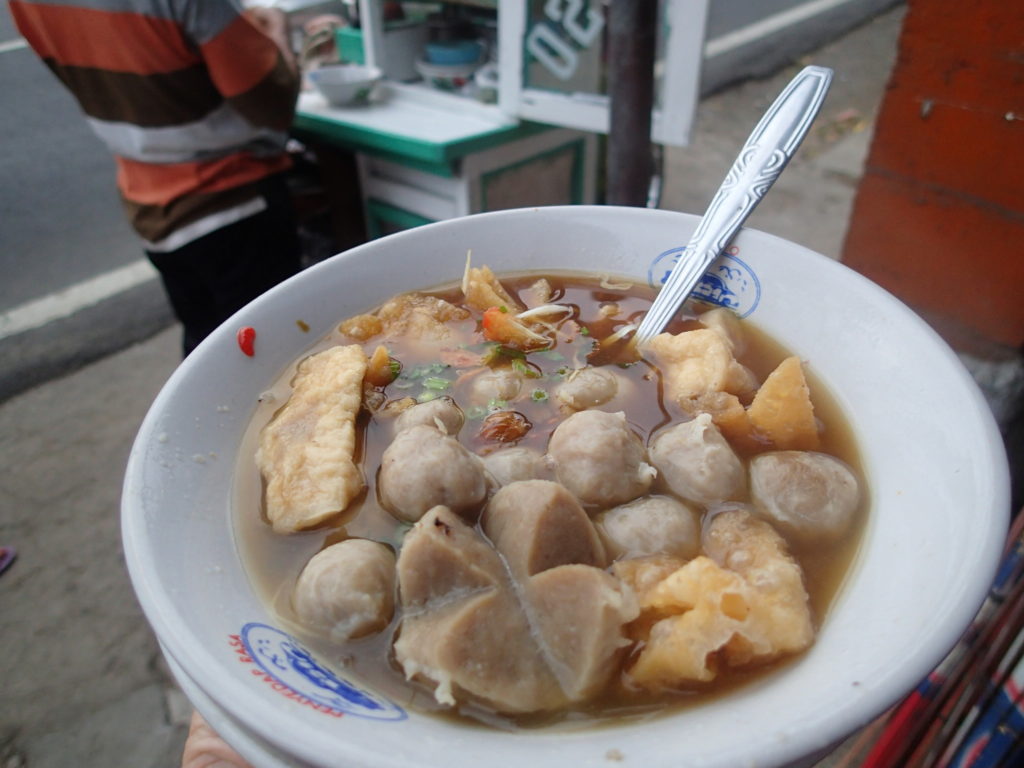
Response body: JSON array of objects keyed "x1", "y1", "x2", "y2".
[{"x1": 633, "y1": 65, "x2": 833, "y2": 346}]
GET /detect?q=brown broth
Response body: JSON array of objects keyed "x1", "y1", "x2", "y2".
[{"x1": 233, "y1": 270, "x2": 868, "y2": 730}]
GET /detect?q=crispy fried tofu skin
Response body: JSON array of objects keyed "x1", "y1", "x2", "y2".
[
  {"x1": 647, "y1": 328, "x2": 758, "y2": 404},
  {"x1": 256, "y1": 345, "x2": 367, "y2": 533},
  {"x1": 626, "y1": 507, "x2": 814, "y2": 689},
  {"x1": 340, "y1": 293, "x2": 471, "y2": 343},
  {"x1": 463, "y1": 263, "x2": 524, "y2": 314},
  {"x1": 747, "y1": 356, "x2": 820, "y2": 451}
]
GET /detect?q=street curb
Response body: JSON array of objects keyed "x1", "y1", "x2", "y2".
[{"x1": 0, "y1": 278, "x2": 176, "y2": 404}]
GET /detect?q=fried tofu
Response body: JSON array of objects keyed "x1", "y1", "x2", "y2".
[
  {"x1": 647, "y1": 329, "x2": 759, "y2": 404},
  {"x1": 699, "y1": 307, "x2": 747, "y2": 355},
  {"x1": 681, "y1": 390, "x2": 762, "y2": 454},
  {"x1": 340, "y1": 294, "x2": 470, "y2": 344},
  {"x1": 747, "y1": 356, "x2": 820, "y2": 451},
  {"x1": 462, "y1": 263, "x2": 523, "y2": 313},
  {"x1": 256, "y1": 344, "x2": 367, "y2": 533},
  {"x1": 626, "y1": 508, "x2": 814, "y2": 689}
]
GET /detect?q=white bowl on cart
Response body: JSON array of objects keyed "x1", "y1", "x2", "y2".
[{"x1": 308, "y1": 63, "x2": 382, "y2": 106}]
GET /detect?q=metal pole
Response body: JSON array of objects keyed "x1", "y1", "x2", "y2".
[{"x1": 606, "y1": 0, "x2": 657, "y2": 206}]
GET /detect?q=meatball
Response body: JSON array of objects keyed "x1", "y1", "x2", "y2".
[
  {"x1": 394, "y1": 396, "x2": 464, "y2": 436},
  {"x1": 292, "y1": 539, "x2": 396, "y2": 641},
  {"x1": 649, "y1": 413, "x2": 745, "y2": 505},
  {"x1": 467, "y1": 366, "x2": 524, "y2": 405},
  {"x1": 749, "y1": 451, "x2": 861, "y2": 546},
  {"x1": 555, "y1": 367, "x2": 619, "y2": 410},
  {"x1": 482, "y1": 447, "x2": 554, "y2": 487},
  {"x1": 547, "y1": 410, "x2": 655, "y2": 507},
  {"x1": 596, "y1": 495, "x2": 700, "y2": 560},
  {"x1": 379, "y1": 424, "x2": 487, "y2": 521}
]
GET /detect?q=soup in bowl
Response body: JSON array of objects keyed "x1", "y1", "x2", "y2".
[{"x1": 122, "y1": 206, "x2": 1009, "y2": 768}]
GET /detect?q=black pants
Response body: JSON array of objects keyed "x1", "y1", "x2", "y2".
[{"x1": 147, "y1": 174, "x2": 302, "y2": 356}]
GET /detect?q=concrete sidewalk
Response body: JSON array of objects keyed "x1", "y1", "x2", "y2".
[
  {"x1": 0, "y1": 328, "x2": 187, "y2": 768},
  {"x1": 0, "y1": 6, "x2": 917, "y2": 767}
]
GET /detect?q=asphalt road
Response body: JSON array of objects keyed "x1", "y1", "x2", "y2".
[
  {"x1": 0, "y1": 6, "x2": 173, "y2": 400},
  {"x1": 0, "y1": 9, "x2": 145, "y2": 309}
]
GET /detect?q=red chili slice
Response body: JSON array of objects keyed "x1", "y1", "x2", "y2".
[{"x1": 237, "y1": 326, "x2": 256, "y2": 357}]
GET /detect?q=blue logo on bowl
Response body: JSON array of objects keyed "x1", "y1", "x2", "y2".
[
  {"x1": 647, "y1": 247, "x2": 761, "y2": 318},
  {"x1": 236, "y1": 623, "x2": 406, "y2": 721}
]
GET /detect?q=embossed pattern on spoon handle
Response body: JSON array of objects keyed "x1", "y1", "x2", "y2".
[{"x1": 634, "y1": 65, "x2": 833, "y2": 346}]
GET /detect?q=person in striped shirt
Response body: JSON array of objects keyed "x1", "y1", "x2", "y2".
[{"x1": 10, "y1": 0, "x2": 304, "y2": 355}]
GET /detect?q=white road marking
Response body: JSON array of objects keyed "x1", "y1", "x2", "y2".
[
  {"x1": 705, "y1": 0, "x2": 858, "y2": 58},
  {"x1": 0, "y1": 38, "x2": 29, "y2": 54},
  {"x1": 0, "y1": 38, "x2": 162, "y2": 340},
  {"x1": 0, "y1": 260, "x2": 159, "y2": 340}
]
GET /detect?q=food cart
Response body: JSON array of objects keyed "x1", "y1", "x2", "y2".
[{"x1": 268, "y1": 0, "x2": 708, "y2": 236}]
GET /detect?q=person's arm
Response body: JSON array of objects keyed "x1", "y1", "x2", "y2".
[
  {"x1": 244, "y1": 6, "x2": 297, "y2": 75},
  {"x1": 187, "y1": 1, "x2": 301, "y2": 132}
]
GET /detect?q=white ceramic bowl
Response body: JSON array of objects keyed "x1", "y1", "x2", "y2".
[
  {"x1": 122, "y1": 206, "x2": 1010, "y2": 768},
  {"x1": 308, "y1": 64, "x2": 381, "y2": 106}
]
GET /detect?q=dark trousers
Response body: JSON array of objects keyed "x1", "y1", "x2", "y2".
[{"x1": 147, "y1": 174, "x2": 302, "y2": 357}]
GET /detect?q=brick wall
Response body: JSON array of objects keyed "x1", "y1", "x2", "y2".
[{"x1": 842, "y1": 0, "x2": 1024, "y2": 356}]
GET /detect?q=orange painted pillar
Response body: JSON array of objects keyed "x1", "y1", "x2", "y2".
[{"x1": 842, "y1": 0, "x2": 1024, "y2": 355}]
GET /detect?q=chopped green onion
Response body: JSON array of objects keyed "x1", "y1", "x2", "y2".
[
  {"x1": 511, "y1": 358, "x2": 542, "y2": 379},
  {"x1": 465, "y1": 405, "x2": 488, "y2": 420},
  {"x1": 482, "y1": 344, "x2": 527, "y2": 367},
  {"x1": 407, "y1": 362, "x2": 448, "y2": 379},
  {"x1": 580, "y1": 326, "x2": 590, "y2": 336},
  {"x1": 417, "y1": 390, "x2": 442, "y2": 403},
  {"x1": 531, "y1": 389, "x2": 548, "y2": 402},
  {"x1": 388, "y1": 359, "x2": 402, "y2": 378},
  {"x1": 480, "y1": 343, "x2": 502, "y2": 366},
  {"x1": 423, "y1": 376, "x2": 450, "y2": 391}
]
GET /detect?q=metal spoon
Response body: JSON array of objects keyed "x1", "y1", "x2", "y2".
[{"x1": 632, "y1": 65, "x2": 833, "y2": 347}]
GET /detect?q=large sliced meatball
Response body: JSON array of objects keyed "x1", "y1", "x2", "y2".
[
  {"x1": 378, "y1": 424, "x2": 487, "y2": 521},
  {"x1": 649, "y1": 412, "x2": 745, "y2": 505},
  {"x1": 749, "y1": 451, "x2": 861, "y2": 546},
  {"x1": 396, "y1": 506, "x2": 505, "y2": 610},
  {"x1": 482, "y1": 480, "x2": 606, "y2": 579},
  {"x1": 292, "y1": 539, "x2": 396, "y2": 641},
  {"x1": 547, "y1": 410, "x2": 656, "y2": 507},
  {"x1": 394, "y1": 506, "x2": 637, "y2": 713}
]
